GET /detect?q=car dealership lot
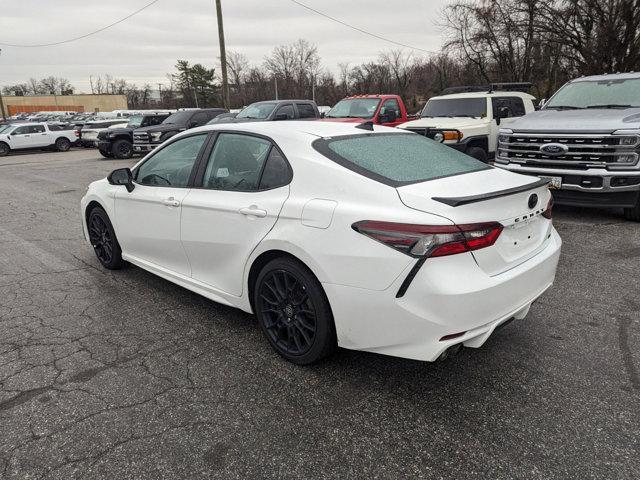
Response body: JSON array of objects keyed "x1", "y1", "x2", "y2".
[{"x1": 0, "y1": 149, "x2": 638, "y2": 479}]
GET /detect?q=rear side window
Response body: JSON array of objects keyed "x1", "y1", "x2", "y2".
[
  {"x1": 259, "y1": 148, "x2": 292, "y2": 189},
  {"x1": 313, "y1": 133, "x2": 489, "y2": 186}
]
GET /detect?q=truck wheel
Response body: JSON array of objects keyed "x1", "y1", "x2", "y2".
[
  {"x1": 623, "y1": 198, "x2": 640, "y2": 222},
  {"x1": 112, "y1": 139, "x2": 133, "y2": 159},
  {"x1": 98, "y1": 148, "x2": 113, "y2": 159},
  {"x1": 55, "y1": 138, "x2": 71, "y2": 152},
  {"x1": 0, "y1": 142, "x2": 9, "y2": 157},
  {"x1": 467, "y1": 147, "x2": 488, "y2": 163}
]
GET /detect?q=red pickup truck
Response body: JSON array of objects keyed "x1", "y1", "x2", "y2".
[{"x1": 321, "y1": 94, "x2": 409, "y2": 127}]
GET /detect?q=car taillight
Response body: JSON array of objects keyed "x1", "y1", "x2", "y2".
[
  {"x1": 542, "y1": 196, "x2": 553, "y2": 219},
  {"x1": 352, "y1": 221, "x2": 503, "y2": 258},
  {"x1": 74, "y1": 130, "x2": 80, "y2": 137}
]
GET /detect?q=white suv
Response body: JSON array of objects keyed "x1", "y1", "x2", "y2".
[
  {"x1": 0, "y1": 123, "x2": 76, "y2": 156},
  {"x1": 399, "y1": 85, "x2": 536, "y2": 162}
]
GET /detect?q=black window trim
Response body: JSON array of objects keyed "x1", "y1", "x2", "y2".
[
  {"x1": 191, "y1": 130, "x2": 293, "y2": 193},
  {"x1": 131, "y1": 131, "x2": 213, "y2": 189},
  {"x1": 312, "y1": 132, "x2": 491, "y2": 188}
]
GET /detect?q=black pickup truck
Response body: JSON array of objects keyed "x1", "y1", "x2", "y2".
[
  {"x1": 133, "y1": 108, "x2": 227, "y2": 154},
  {"x1": 97, "y1": 113, "x2": 171, "y2": 159}
]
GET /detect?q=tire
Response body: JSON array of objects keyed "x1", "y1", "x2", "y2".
[
  {"x1": 467, "y1": 146, "x2": 488, "y2": 163},
  {"x1": 112, "y1": 139, "x2": 133, "y2": 159},
  {"x1": 0, "y1": 142, "x2": 9, "y2": 157},
  {"x1": 623, "y1": 198, "x2": 640, "y2": 221},
  {"x1": 55, "y1": 137, "x2": 71, "y2": 152},
  {"x1": 87, "y1": 207, "x2": 124, "y2": 269},
  {"x1": 98, "y1": 148, "x2": 113, "y2": 159},
  {"x1": 254, "y1": 257, "x2": 337, "y2": 365}
]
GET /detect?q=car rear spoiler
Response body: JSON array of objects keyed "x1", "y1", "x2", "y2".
[{"x1": 432, "y1": 178, "x2": 549, "y2": 207}]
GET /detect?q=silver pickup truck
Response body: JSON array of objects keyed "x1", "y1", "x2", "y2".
[{"x1": 495, "y1": 72, "x2": 640, "y2": 221}]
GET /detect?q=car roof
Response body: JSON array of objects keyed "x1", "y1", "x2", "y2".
[
  {"x1": 570, "y1": 72, "x2": 640, "y2": 82},
  {"x1": 186, "y1": 120, "x2": 404, "y2": 142},
  {"x1": 429, "y1": 91, "x2": 536, "y2": 101}
]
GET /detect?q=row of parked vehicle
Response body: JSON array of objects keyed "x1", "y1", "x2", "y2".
[{"x1": 3, "y1": 72, "x2": 640, "y2": 218}]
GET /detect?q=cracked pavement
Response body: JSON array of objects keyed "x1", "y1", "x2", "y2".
[{"x1": 0, "y1": 149, "x2": 638, "y2": 479}]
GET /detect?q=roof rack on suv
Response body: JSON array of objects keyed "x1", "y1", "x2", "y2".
[{"x1": 441, "y1": 82, "x2": 533, "y2": 95}]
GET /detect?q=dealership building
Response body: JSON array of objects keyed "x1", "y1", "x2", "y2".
[{"x1": 1, "y1": 94, "x2": 128, "y2": 115}]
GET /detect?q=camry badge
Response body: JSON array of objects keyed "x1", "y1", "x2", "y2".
[{"x1": 540, "y1": 143, "x2": 569, "y2": 156}]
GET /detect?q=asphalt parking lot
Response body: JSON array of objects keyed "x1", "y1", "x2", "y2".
[{"x1": 0, "y1": 148, "x2": 638, "y2": 479}]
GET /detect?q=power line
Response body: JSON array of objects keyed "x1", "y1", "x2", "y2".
[
  {"x1": 288, "y1": 0, "x2": 437, "y2": 55},
  {"x1": 0, "y1": 0, "x2": 161, "y2": 48}
]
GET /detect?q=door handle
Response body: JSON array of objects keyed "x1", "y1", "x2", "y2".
[
  {"x1": 239, "y1": 206, "x2": 267, "y2": 218},
  {"x1": 163, "y1": 197, "x2": 180, "y2": 207}
]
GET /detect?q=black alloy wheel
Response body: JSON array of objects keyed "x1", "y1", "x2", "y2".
[
  {"x1": 113, "y1": 139, "x2": 133, "y2": 159},
  {"x1": 255, "y1": 258, "x2": 336, "y2": 364},
  {"x1": 0, "y1": 143, "x2": 9, "y2": 157},
  {"x1": 259, "y1": 269, "x2": 317, "y2": 356},
  {"x1": 88, "y1": 208, "x2": 123, "y2": 269}
]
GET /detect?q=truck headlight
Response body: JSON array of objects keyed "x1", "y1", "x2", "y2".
[
  {"x1": 432, "y1": 130, "x2": 463, "y2": 144},
  {"x1": 150, "y1": 132, "x2": 163, "y2": 142}
]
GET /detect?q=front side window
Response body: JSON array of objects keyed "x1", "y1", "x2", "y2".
[
  {"x1": 492, "y1": 97, "x2": 526, "y2": 118},
  {"x1": 313, "y1": 132, "x2": 489, "y2": 187},
  {"x1": 275, "y1": 104, "x2": 295, "y2": 119},
  {"x1": 202, "y1": 133, "x2": 272, "y2": 191},
  {"x1": 421, "y1": 98, "x2": 487, "y2": 118},
  {"x1": 381, "y1": 99, "x2": 401, "y2": 118},
  {"x1": 135, "y1": 134, "x2": 207, "y2": 187},
  {"x1": 12, "y1": 126, "x2": 31, "y2": 135},
  {"x1": 127, "y1": 116, "x2": 144, "y2": 128},
  {"x1": 31, "y1": 125, "x2": 46, "y2": 133},
  {"x1": 190, "y1": 112, "x2": 211, "y2": 126},
  {"x1": 326, "y1": 98, "x2": 380, "y2": 119},
  {"x1": 296, "y1": 103, "x2": 316, "y2": 119}
]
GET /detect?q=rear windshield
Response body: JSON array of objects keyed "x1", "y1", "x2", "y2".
[{"x1": 313, "y1": 132, "x2": 489, "y2": 186}]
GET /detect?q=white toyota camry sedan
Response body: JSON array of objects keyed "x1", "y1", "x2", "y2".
[{"x1": 81, "y1": 121, "x2": 561, "y2": 364}]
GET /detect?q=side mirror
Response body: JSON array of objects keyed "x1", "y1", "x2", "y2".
[
  {"x1": 379, "y1": 110, "x2": 398, "y2": 123},
  {"x1": 320, "y1": 112, "x2": 326, "y2": 118},
  {"x1": 495, "y1": 106, "x2": 510, "y2": 125},
  {"x1": 188, "y1": 121, "x2": 198, "y2": 128},
  {"x1": 274, "y1": 113, "x2": 288, "y2": 121},
  {"x1": 108, "y1": 167, "x2": 135, "y2": 192},
  {"x1": 536, "y1": 98, "x2": 547, "y2": 110}
]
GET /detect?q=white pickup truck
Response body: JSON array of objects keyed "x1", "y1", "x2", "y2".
[{"x1": 0, "y1": 123, "x2": 77, "y2": 157}]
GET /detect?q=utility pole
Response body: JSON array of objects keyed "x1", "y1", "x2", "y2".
[
  {"x1": 274, "y1": 77, "x2": 278, "y2": 100},
  {"x1": 157, "y1": 83, "x2": 163, "y2": 106},
  {"x1": 215, "y1": 0, "x2": 230, "y2": 110},
  {"x1": 0, "y1": 49, "x2": 6, "y2": 120}
]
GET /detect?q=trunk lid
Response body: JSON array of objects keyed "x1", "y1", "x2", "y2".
[{"x1": 397, "y1": 168, "x2": 553, "y2": 276}]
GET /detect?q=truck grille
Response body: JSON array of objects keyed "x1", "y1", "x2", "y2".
[
  {"x1": 133, "y1": 133, "x2": 149, "y2": 143},
  {"x1": 497, "y1": 133, "x2": 639, "y2": 169}
]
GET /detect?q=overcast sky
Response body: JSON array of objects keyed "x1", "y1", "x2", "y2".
[{"x1": 1, "y1": 0, "x2": 450, "y2": 93}]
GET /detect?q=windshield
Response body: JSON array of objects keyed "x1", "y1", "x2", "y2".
[
  {"x1": 313, "y1": 132, "x2": 488, "y2": 186},
  {"x1": 162, "y1": 111, "x2": 193, "y2": 125},
  {"x1": 0, "y1": 125, "x2": 13, "y2": 134},
  {"x1": 421, "y1": 98, "x2": 487, "y2": 118},
  {"x1": 127, "y1": 115, "x2": 144, "y2": 128},
  {"x1": 236, "y1": 103, "x2": 276, "y2": 119},
  {"x1": 545, "y1": 78, "x2": 640, "y2": 109},
  {"x1": 326, "y1": 98, "x2": 380, "y2": 119}
]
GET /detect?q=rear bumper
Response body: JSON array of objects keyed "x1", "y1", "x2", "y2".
[
  {"x1": 496, "y1": 163, "x2": 640, "y2": 207},
  {"x1": 324, "y1": 228, "x2": 561, "y2": 361}
]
